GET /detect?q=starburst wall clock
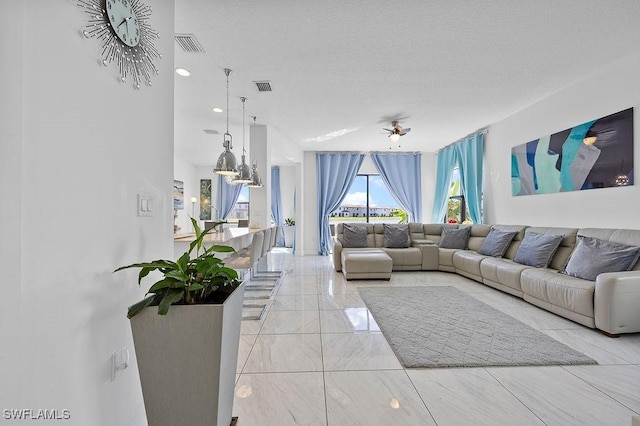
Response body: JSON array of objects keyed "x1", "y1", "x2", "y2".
[{"x1": 78, "y1": 0, "x2": 161, "y2": 89}]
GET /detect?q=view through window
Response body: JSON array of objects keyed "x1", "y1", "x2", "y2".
[
  {"x1": 227, "y1": 185, "x2": 249, "y2": 223},
  {"x1": 331, "y1": 175, "x2": 406, "y2": 228},
  {"x1": 447, "y1": 167, "x2": 472, "y2": 224}
]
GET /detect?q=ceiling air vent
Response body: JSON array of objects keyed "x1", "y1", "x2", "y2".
[
  {"x1": 253, "y1": 81, "x2": 273, "y2": 92},
  {"x1": 203, "y1": 129, "x2": 219, "y2": 135},
  {"x1": 174, "y1": 33, "x2": 206, "y2": 53}
]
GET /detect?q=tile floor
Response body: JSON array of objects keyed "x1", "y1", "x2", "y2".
[{"x1": 232, "y1": 251, "x2": 640, "y2": 426}]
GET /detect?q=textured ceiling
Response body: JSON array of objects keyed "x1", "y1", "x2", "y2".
[{"x1": 173, "y1": 0, "x2": 640, "y2": 166}]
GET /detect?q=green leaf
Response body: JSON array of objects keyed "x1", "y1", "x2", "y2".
[
  {"x1": 157, "y1": 289, "x2": 184, "y2": 315},
  {"x1": 147, "y1": 278, "x2": 176, "y2": 293},
  {"x1": 114, "y1": 260, "x2": 177, "y2": 273},
  {"x1": 166, "y1": 270, "x2": 189, "y2": 282},
  {"x1": 218, "y1": 267, "x2": 239, "y2": 280},
  {"x1": 191, "y1": 217, "x2": 202, "y2": 239},
  {"x1": 205, "y1": 244, "x2": 235, "y2": 254},
  {"x1": 187, "y1": 283, "x2": 205, "y2": 292},
  {"x1": 176, "y1": 251, "x2": 190, "y2": 271},
  {"x1": 127, "y1": 296, "x2": 155, "y2": 319}
]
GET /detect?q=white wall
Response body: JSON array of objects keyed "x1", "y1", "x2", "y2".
[
  {"x1": 174, "y1": 158, "x2": 197, "y2": 234},
  {"x1": 484, "y1": 51, "x2": 640, "y2": 228},
  {"x1": 279, "y1": 166, "x2": 297, "y2": 222},
  {"x1": 0, "y1": 2, "x2": 175, "y2": 425},
  {"x1": 0, "y1": 0, "x2": 24, "y2": 412}
]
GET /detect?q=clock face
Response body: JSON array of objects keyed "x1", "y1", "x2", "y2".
[
  {"x1": 106, "y1": 0, "x2": 140, "y2": 47},
  {"x1": 78, "y1": 0, "x2": 160, "y2": 89}
]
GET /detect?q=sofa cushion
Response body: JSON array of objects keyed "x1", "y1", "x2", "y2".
[
  {"x1": 478, "y1": 228, "x2": 517, "y2": 257},
  {"x1": 382, "y1": 247, "x2": 423, "y2": 266},
  {"x1": 521, "y1": 268, "x2": 595, "y2": 318},
  {"x1": 453, "y1": 250, "x2": 487, "y2": 278},
  {"x1": 439, "y1": 226, "x2": 471, "y2": 249},
  {"x1": 480, "y1": 258, "x2": 531, "y2": 293},
  {"x1": 562, "y1": 236, "x2": 640, "y2": 281},
  {"x1": 342, "y1": 223, "x2": 368, "y2": 248},
  {"x1": 383, "y1": 224, "x2": 410, "y2": 248},
  {"x1": 514, "y1": 232, "x2": 563, "y2": 268}
]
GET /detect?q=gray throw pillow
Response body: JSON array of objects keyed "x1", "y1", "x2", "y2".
[
  {"x1": 439, "y1": 227, "x2": 471, "y2": 249},
  {"x1": 562, "y1": 236, "x2": 640, "y2": 281},
  {"x1": 342, "y1": 223, "x2": 368, "y2": 248},
  {"x1": 477, "y1": 228, "x2": 517, "y2": 257},
  {"x1": 383, "y1": 224, "x2": 410, "y2": 248},
  {"x1": 514, "y1": 232, "x2": 563, "y2": 268}
]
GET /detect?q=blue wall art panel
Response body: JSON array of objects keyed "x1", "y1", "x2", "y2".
[
  {"x1": 511, "y1": 108, "x2": 634, "y2": 196},
  {"x1": 173, "y1": 180, "x2": 184, "y2": 210}
]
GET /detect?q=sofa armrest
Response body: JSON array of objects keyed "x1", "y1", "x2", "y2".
[
  {"x1": 333, "y1": 239, "x2": 343, "y2": 272},
  {"x1": 412, "y1": 240, "x2": 438, "y2": 271},
  {"x1": 412, "y1": 239, "x2": 435, "y2": 245},
  {"x1": 594, "y1": 270, "x2": 640, "y2": 334}
]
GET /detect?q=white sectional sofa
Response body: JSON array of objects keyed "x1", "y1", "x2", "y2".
[{"x1": 333, "y1": 223, "x2": 640, "y2": 336}]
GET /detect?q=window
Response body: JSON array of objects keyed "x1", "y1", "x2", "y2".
[
  {"x1": 331, "y1": 175, "x2": 406, "y2": 225},
  {"x1": 446, "y1": 168, "x2": 471, "y2": 224},
  {"x1": 227, "y1": 185, "x2": 249, "y2": 223}
]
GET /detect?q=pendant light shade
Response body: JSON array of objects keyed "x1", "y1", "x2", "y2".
[
  {"x1": 232, "y1": 97, "x2": 253, "y2": 184},
  {"x1": 247, "y1": 160, "x2": 263, "y2": 188},
  {"x1": 215, "y1": 142, "x2": 238, "y2": 175},
  {"x1": 214, "y1": 68, "x2": 238, "y2": 176},
  {"x1": 247, "y1": 115, "x2": 263, "y2": 188}
]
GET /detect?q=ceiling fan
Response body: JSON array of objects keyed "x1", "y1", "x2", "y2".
[{"x1": 383, "y1": 121, "x2": 411, "y2": 147}]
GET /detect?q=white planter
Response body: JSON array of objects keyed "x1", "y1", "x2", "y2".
[
  {"x1": 130, "y1": 282, "x2": 245, "y2": 426},
  {"x1": 283, "y1": 225, "x2": 295, "y2": 248}
]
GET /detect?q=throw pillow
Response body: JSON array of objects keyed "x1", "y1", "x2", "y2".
[
  {"x1": 342, "y1": 223, "x2": 368, "y2": 248},
  {"x1": 514, "y1": 232, "x2": 563, "y2": 268},
  {"x1": 562, "y1": 236, "x2": 640, "y2": 281},
  {"x1": 477, "y1": 228, "x2": 518, "y2": 257},
  {"x1": 383, "y1": 224, "x2": 410, "y2": 248},
  {"x1": 439, "y1": 226, "x2": 471, "y2": 249}
]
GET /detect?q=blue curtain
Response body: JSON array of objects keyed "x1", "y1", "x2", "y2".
[
  {"x1": 370, "y1": 152, "x2": 422, "y2": 222},
  {"x1": 317, "y1": 153, "x2": 365, "y2": 255},
  {"x1": 270, "y1": 166, "x2": 285, "y2": 246},
  {"x1": 431, "y1": 146, "x2": 457, "y2": 223},
  {"x1": 216, "y1": 175, "x2": 243, "y2": 221},
  {"x1": 455, "y1": 133, "x2": 484, "y2": 224}
]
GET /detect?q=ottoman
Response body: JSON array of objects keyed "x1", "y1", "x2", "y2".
[{"x1": 341, "y1": 249, "x2": 393, "y2": 280}]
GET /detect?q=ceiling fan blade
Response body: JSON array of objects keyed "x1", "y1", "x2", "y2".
[
  {"x1": 382, "y1": 128, "x2": 393, "y2": 132},
  {"x1": 401, "y1": 128, "x2": 411, "y2": 134}
]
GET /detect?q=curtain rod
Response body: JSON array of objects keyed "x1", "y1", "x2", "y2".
[{"x1": 437, "y1": 128, "x2": 489, "y2": 153}]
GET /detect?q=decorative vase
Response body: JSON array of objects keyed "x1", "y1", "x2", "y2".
[
  {"x1": 283, "y1": 225, "x2": 295, "y2": 248},
  {"x1": 130, "y1": 282, "x2": 245, "y2": 426}
]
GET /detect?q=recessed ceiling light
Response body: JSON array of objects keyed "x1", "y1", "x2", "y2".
[
  {"x1": 175, "y1": 68, "x2": 191, "y2": 77},
  {"x1": 212, "y1": 107, "x2": 223, "y2": 113}
]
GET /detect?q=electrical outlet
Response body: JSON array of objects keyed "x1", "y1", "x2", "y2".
[{"x1": 111, "y1": 348, "x2": 130, "y2": 381}]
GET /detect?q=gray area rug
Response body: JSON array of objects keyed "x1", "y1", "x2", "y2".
[{"x1": 357, "y1": 286, "x2": 597, "y2": 368}]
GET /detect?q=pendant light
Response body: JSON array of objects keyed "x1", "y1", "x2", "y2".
[
  {"x1": 213, "y1": 68, "x2": 238, "y2": 175},
  {"x1": 247, "y1": 115, "x2": 264, "y2": 188},
  {"x1": 232, "y1": 96, "x2": 253, "y2": 184},
  {"x1": 247, "y1": 160, "x2": 263, "y2": 188}
]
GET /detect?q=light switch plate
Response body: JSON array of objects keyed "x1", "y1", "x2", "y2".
[{"x1": 137, "y1": 194, "x2": 153, "y2": 217}]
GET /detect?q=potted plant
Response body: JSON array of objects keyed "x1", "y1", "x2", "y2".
[
  {"x1": 283, "y1": 217, "x2": 295, "y2": 248},
  {"x1": 114, "y1": 218, "x2": 244, "y2": 426}
]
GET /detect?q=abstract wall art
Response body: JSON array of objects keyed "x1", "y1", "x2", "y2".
[
  {"x1": 173, "y1": 180, "x2": 184, "y2": 210},
  {"x1": 199, "y1": 179, "x2": 212, "y2": 220},
  {"x1": 511, "y1": 108, "x2": 634, "y2": 196}
]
